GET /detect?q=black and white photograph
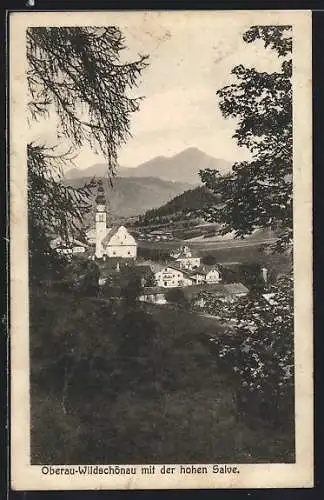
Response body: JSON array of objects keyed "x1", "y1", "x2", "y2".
[{"x1": 10, "y1": 10, "x2": 313, "y2": 490}]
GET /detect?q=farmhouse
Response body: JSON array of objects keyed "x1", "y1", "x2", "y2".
[
  {"x1": 183, "y1": 282, "x2": 249, "y2": 306},
  {"x1": 50, "y1": 237, "x2": 87, "y2": 256},
  {"x1": 139, "y1": 287, "x2": 167, "y2": 305},
  {"x1": 188, "y1": 265, "x2": 222, "y2": 284},
  {"x1": 151, "y1": 263, "x2": 193, "y2": 288},
  {"x1": 204, "y1": 266, "x2": 222, "y2": 284},
  {"x1": 171, "y1": 246, "x2": 201, "y2": 270},
  {"x1": 189, "y1": 270, "x2": 206, "y2": 285}
]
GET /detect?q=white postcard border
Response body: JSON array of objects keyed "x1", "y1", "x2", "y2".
[{"x1": 10, "y1": 10, "x2": 313, "y2": 490}]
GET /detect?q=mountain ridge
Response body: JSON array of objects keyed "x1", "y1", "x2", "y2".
[
  {"x1": 63, "y1": 176, "x2": 193, "y2": 219},
  {"x1": 65, "y1": 147, "x2": 232, "y2": 185}
]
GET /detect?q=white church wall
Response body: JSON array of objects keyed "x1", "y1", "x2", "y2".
[
  {"x1": 93, "y1": 189, "x2": 138, "y2": 259},
  {"x1": 103, "y1": 226, "x2": 137, "y2": 259},
  {"x1": 105, "y1": 245, "x2": 137, "y2": 259}
]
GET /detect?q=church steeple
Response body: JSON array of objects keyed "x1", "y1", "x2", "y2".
[
  {"x1": 95, "y1": 180, "x2": 107, "y2": 259},
  {"x1": 95, "y1": 179, "x2": 106, "y2": 206}
]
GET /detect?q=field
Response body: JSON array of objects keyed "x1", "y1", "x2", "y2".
[
  {"x1": 30, "y1": 291, "x2": 294, "y2": 464},
  {"x1": 139, "y1": 236, "x2": 292, "y2": 273}
]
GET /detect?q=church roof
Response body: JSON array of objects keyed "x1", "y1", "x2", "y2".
[
  {"x1": 101, "y1": 227, "x2": 119, "y2": 246},
  {"x1": 101, "y1": 225, "x2": 136, "y2": 247}
]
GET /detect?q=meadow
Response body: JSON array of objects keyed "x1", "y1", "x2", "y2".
[{"x1": 139, "y1": 237, "x2": 292, "y2": 274}]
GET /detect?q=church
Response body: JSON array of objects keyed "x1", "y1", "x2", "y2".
[{"x1": 86, "y1": 181, "x2": 137, "y2": 260}]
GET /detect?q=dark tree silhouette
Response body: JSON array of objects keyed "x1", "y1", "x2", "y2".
[
  {"x1": 121, "y1": 277, "x2": 142, "y2": 305},
  {"x1": 165, "y1": 288, "x2": 188, "y2": 307},
  {"x1": 200, "y1": 26, "x2": 292, "y2": 253},
  {"x1": 207, "y1": 273, "x2": 294, "y2": 427},
  {"x1": 27, "y1": 27, "x2": 149, "y2": 278},
  {"x1": 201, "y1": 254, "x2": 217, "y2": 266}
]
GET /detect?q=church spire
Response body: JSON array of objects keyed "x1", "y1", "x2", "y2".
[
  {"x1": 95, "y1": 179, "x2": 106, "y2": 206},
  {"x1": 95, "y1": 180, "x2": 107, "y2": 259}
]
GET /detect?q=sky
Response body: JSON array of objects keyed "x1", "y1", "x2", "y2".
[{"x1": 29, "y1": 12, "x2": 283, "y2": 169}]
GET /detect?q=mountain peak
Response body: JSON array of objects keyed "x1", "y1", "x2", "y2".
[
  {"x1": 176, "y1": 147, "x2": 203, "y2": 155},
  {"x1": 65, "y1": 148, "x2": 232, "y2": 184}
]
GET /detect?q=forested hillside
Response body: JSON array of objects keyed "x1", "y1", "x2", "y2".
[
  {"x1": 63, "y1": 176, "x2": 192, "y2": 220},
  {"x1": 137, "y1": 186, "x2": 221, "y2": 225}
]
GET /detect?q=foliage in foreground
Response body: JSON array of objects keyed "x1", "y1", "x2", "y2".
[
  {"x1": 30, "y1": 290, "x2": 294, "y2": 464},
  {"x1": 199, "y1": 273, "x2": 294, "y2": 427},
  {"x1": 27, "y1": 26, "x2": 148, "y2": 279},
  {"x1": 200, "y1": 26, "x2": 293, "y2": 252}
]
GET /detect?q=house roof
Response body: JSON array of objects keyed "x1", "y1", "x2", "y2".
[
  {"x1": 190, "y1": 265, "x2": 221, "y2": 275},
  {"x1": 203, "y1": 264, "x2": 221, "y2": 272},
  {"x1": 262, "y1": 293, "x2": 277, "y2": 305},
  {"x1": 55, "y1": 238, "x2": 88, "y2": 249},
  {"x1": 139, "y1": 281, "x2": 248, "y2": 299},
  {"x1": 182, "y1": 282, "x2": 248, "y2": 299},
  {"x1": 182, "y1": 283, "x2": 226, "y2": 299},
  {"x1": 223, "y1": 283, "x2": 249, "y2": 295},
  {"x1": 149, "y1": 262, "x2": 184, "y2": 274},
  {"x1": 189, "y1": 270, "x2": 206, "y2": 277},
  {"x1": 171, "y1": 245, "x2": 200, "y2": 259}
]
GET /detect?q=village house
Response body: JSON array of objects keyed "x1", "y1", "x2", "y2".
[
  {"x1": 171, "y1": 246, "x2": 201, "y2": 270},
  {"x1": 204, "y1": 265, "x2": 222, "y2": 284},
  {"x1": 189, "y1": 269, "x2": 206, "y2": 285},
  {"x1": 151, "y1": 263, "x2": 193, "y2": 288},
  {"x1": 138, "y1": 281, "x2": 249, "y2": 307},
  {"x1": 50, "y1": 236, "x2": 87, "y2": 256},
  {"x1": 139, "y1": 287, "x2": 167, "y2": 305},
  {"x1": 183, "y1": 282, "x2": 249, "y2": 308},
  {"x1": 189, "y1": 265, "x2": 222, "y2": 284}
]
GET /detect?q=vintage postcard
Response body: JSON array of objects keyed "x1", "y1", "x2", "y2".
[{"x1": 10, "y1": 10, "x2": 313, "y2": 490}]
